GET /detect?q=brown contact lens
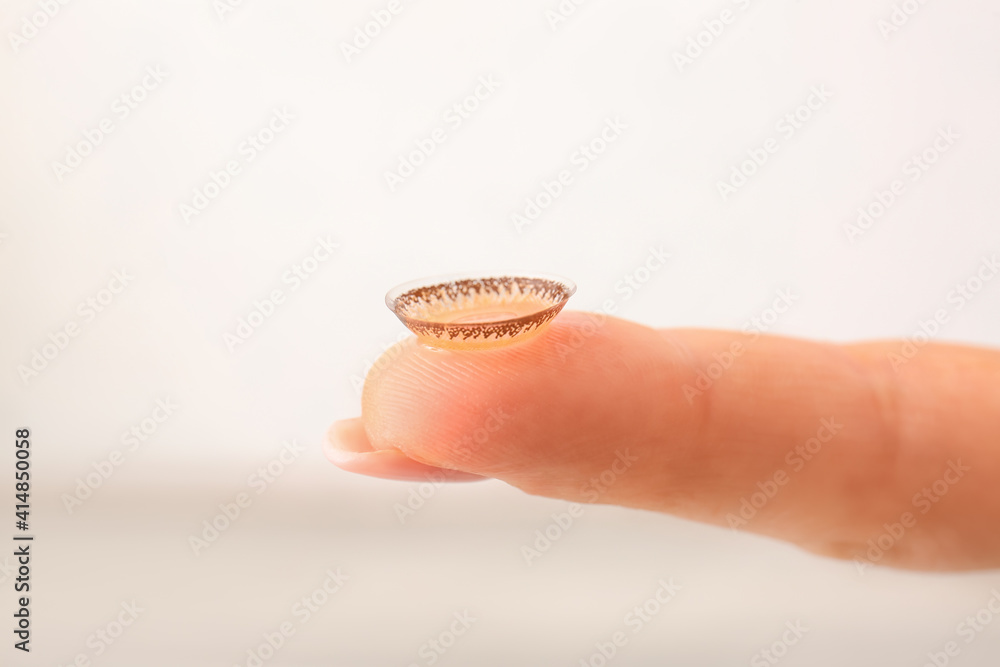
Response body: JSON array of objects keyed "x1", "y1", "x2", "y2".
[{"x1": 386, "y1": 274, "x2": 576, "y2": 350}]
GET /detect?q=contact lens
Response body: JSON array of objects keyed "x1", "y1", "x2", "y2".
[{"x1": 386, "y1": 274, "x2": 576, "y2": 350}]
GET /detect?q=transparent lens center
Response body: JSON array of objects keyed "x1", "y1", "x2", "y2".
[{"x1": 449, "y1": 309, "x2": 520, "y2": 324}]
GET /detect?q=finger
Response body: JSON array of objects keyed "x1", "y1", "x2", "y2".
[
  {"x1": 353, "y1": 311, "x2": 1000, "y2": 570},
  {"x1": 324, "y1": 418, "x2": 485, "y2": 483}
]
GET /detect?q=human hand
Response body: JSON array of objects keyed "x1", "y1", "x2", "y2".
[{"x1": 326, "y1": 312, "x2": 1000, "y2": 571}]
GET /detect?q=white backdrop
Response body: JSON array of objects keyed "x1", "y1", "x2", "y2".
[{"x1": 2, "y1": 0, "x2": 999, "y2": 665}]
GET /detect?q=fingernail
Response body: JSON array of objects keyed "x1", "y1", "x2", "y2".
[{"x1": 324, "y1": 419, "x2": 485, "y2": 483}]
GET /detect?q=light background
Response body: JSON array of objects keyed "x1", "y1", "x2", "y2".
[{"x1": 2, "y1": 0, "x2": 999, "y2": 665}]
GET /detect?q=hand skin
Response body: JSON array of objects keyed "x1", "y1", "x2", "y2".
[{"x1": 325, "y1": 311, "x2": 1000, "y2": 571}]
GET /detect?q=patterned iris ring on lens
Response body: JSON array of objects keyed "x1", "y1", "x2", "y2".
[{"x1": 386, "y1": 274, "x2": 576, "y2": 350}]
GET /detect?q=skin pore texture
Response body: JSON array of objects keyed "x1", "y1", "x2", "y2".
[{"x1": 326, "y1": 312, "x2": 1000, "y2": 572}]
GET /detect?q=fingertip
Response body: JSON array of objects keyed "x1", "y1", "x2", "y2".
[{"x1": 359, "y1": 312, "x2": 668, "y2": 479}]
